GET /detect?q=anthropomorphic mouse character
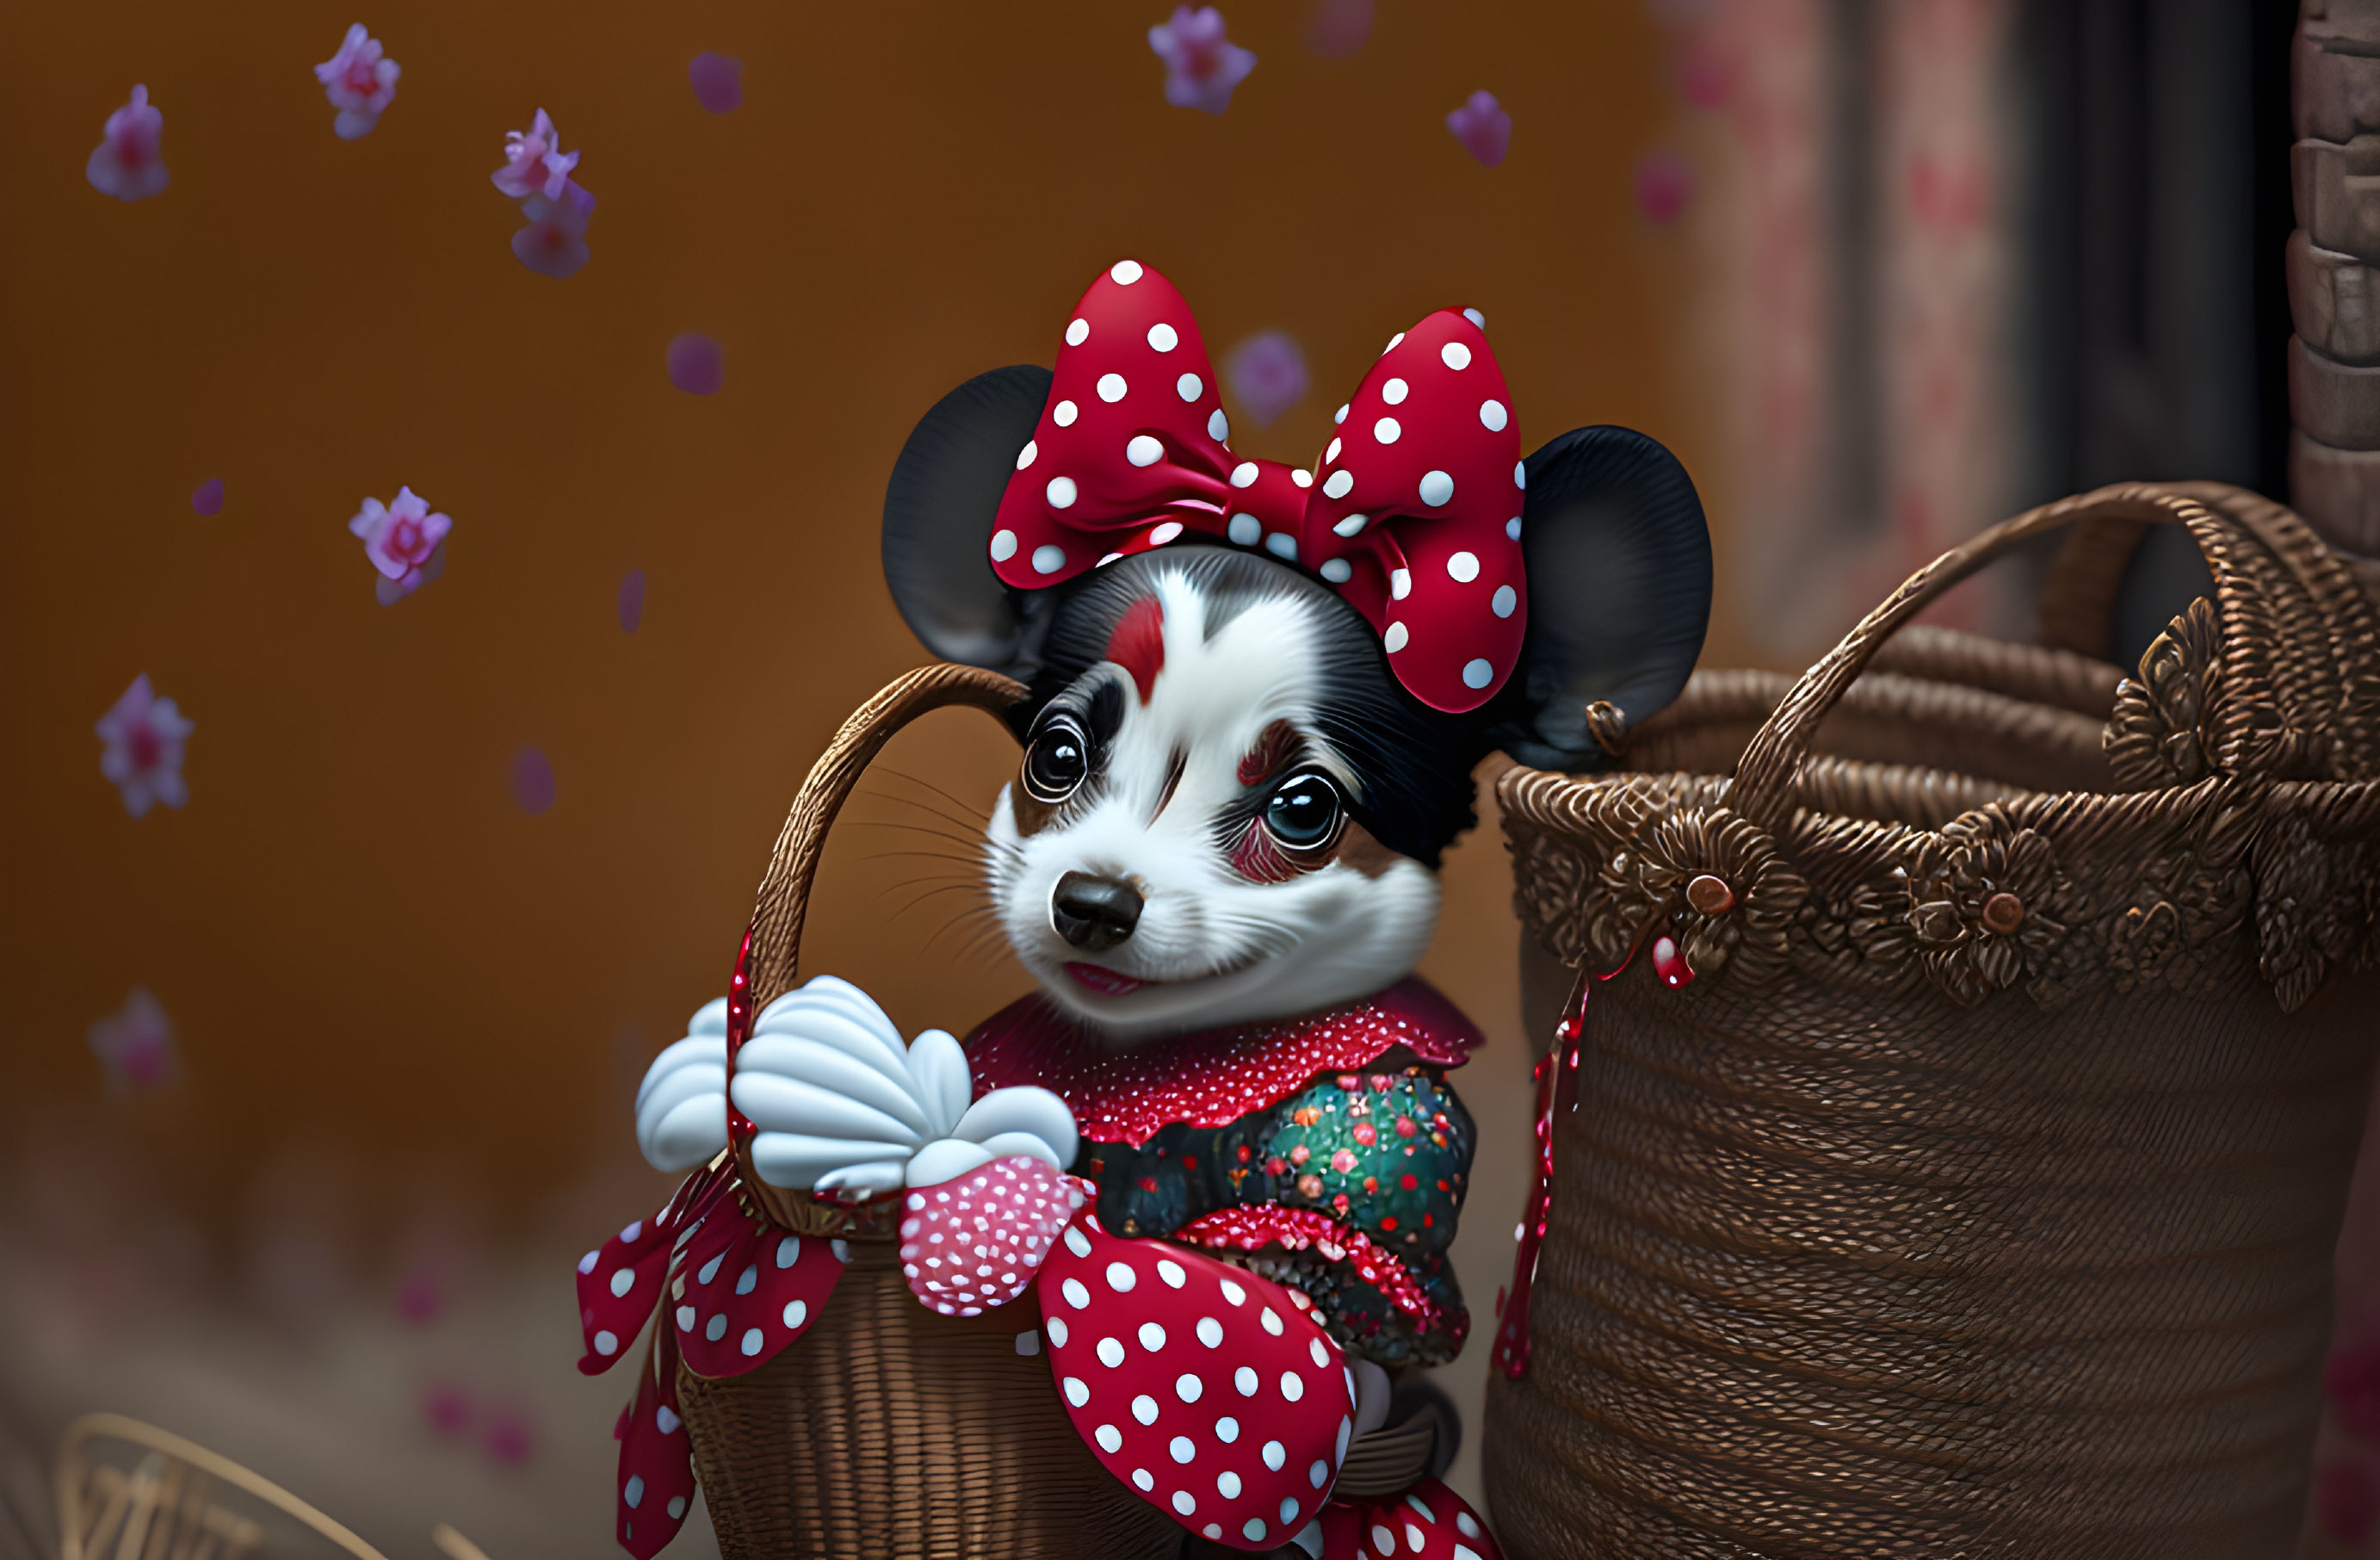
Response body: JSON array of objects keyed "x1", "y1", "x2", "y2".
[{"x1": 578, "y1": 261, "x2": 1711, "y2": 1560}]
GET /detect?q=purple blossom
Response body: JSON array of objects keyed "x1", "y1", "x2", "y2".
[
  {"x1": 1223, "y1": 330, "x2": 1309, "y2": 428},
  {"x1": 689, "y1": 52, "x2": 743, "y2": 114},
  {"x1": 86, "y1": 85, "x2": 169, "y2": 202},
  {"x1": 1446, "y1": 90, "x2": 1511, "y2": 168},
  {"x1": 618, "y1": 569, "x2": 646, "y2": 633},
  {"x1": 1635, "y1": 150, "x2": 1693, "y2": 224},
  {"x1": 88, "y1": 988, "x2": 178, "y2": 1093},
  {"x1": 315, "y1": 24, "x2": 400, "y2": 139},
  {"x1": 96, "y1": 675, "x2": 192, "y2": 818},
  {"x1": 667, "y1": 332, "x2": 723, "y2": 394},
  {"x1": 492, "y1": 109, "x2": 593, "y2": 212},
  {"x1": 348, "y1": 486, "x2": 452, "y2": 597},
  {"x1": 190, "y1": 478, "x2": 224, "y2": 517},
  {"x1": 510, "y1": 747, "x2": 556, "y2": 814},
  {"x1": 1148, "y1": 7, "x2": 1256, "y2": 115},
  {"x1": 511, "y1": 193, "x2": 591, "y2": 280}
]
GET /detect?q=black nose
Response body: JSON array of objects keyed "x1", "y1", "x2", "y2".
[{"x1": 1050, "y1": 872, "x2": 1142, "y2": 951}]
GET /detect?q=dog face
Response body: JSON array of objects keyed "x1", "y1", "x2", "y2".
[{"x1": 986, "y1": 559, "x2": 1447, "y2": 1038}]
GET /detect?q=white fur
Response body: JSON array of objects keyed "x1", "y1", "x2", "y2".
[{"x1": 986, "y1": 570, "x2": 1442, "y2": 1039}]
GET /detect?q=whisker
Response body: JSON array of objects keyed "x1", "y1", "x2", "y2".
[
  {"x1": 870, "y1": 765, "x2": 997, "y2": 823},
  {"x1": 856, "y1": 783, "x2": 996, "y2": 834}
]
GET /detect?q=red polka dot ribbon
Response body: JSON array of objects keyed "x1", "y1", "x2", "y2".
[{"x1": 990, "y1": 260, "x2": 1528, "y2": 715}]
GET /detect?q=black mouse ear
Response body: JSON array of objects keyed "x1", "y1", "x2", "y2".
[
  {"x1": 1487, "y1": 425, "x2": 1713, "y2": 770},
  {"x1": 882, "y1": 365, "x2": 1054, "y2": 672}
]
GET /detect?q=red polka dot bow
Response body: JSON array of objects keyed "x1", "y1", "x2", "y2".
[{"x1": 991, "y1": 260, "x2": 1527, "y2": 714}]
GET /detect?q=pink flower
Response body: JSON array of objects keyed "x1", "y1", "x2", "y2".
[
  {"x1": 96, "y1": 674, "x2": 192, "y2": 817},
  {"x1": 1635, "y1": 149, "x2": 1693, "y2": 224},
  {"x1": 1148, "y1": 7, "x2": 1256, "y2": 115},
  {"x1": 689, "y1": 52, "x2": 743, "y2": 114},
  {"x1": 1446, "y1": 90, "x2": 1511, "y2": 168},
  {"x1": 511, "y1": 193, "x2": 591, "y2": 280},
  {"x1": 348, "y1": 486, "x2": 452, "y2": 596},
  {"x1": 492, "y1": 108, "x2": 591, "y2": 211},
  {"x1": 314, "y1": 24, "x2": 401, "y2": 140},
  {"x1": 1223, "y1": 330, "x2": 1309, "y2": 427},
  {"x1": 88, "y1": 987, "x2": 178, "y2": 1093},
  {"x1": 86, "y1": 85, "x2": 169, "y2": 202}
]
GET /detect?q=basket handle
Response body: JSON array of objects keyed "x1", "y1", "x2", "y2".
[{"x1": 1726, "y1": 483, "x2": 2354, "y2": 833}]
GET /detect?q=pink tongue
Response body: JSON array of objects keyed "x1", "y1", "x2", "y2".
[{"x1": 1066, "y1": 963, "x2": 1143, "y2": 995}]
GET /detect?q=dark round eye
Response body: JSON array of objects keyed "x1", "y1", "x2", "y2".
[
  {"x1": 1263, "y1": 772, "x2": 1344, "y2": 850},
  {"x1": 1023, "y1": 717, "x2": 1090, "y2": 802}
]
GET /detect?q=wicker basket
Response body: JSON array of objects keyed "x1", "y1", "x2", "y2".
[
  {"x1": 675, "y1": 664, "x2": 1184, "y2": 1560},
  {"x1": 1482, "y1": 483, "x2": 2380, "y2": 1557}
]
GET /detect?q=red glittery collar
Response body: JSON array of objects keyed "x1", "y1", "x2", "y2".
[{"x1": 962, "y1": 977, "x2": 1481, "y2": 1148}]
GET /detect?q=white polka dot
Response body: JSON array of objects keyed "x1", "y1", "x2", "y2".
[
  {"x1": 1097, "y1": 1336, "x2": 1127, "y2": 1367},
  {"x1": 1046, "y1": 476, "x2": 1078, "y2": 511},
  {"x1": 625, "y1": 1476, "x2": 646, "y2": 1509},
  {"x1": 1176, "y1": 1373, "x2": 1203, "y2": 1402},
  {"x1": 1441, "y1": 342, "x2": 1473, "y2": 370},
  {"x1": 1326, "y1": 437, "x2": 1342, "y2": 464},
  {"x1": 1204, "y1": 1526, "x2": 1222, "y2": 1542},
  {"x1": 1097, "y1": 374, "x2": 1128, "y2": 404},
  {"x1": 1320, "y1": 559, "x2": 1352, "y2": 584},
  {"x1": 1336, "y1": 1418, "x2": 1352, "y2": 1460},
  {"x1": 740, "y1": 1327, "x2": 763, "y2": 1357},
  {"x1": 1463, "y1": 658, "x2": 1494, "y2": 689},
  {"x1": 667, "y1": 1496, "x2": 687, "y2": 1520},
  {"x1": 1140, "y1": 1322, "x2": 1168, "y2": 1353},
  {"x1": 1172, "y1": 1491, "x2": 1197, "y2": 1517},
  {"x1": 1063, "y1": 1376, "x2": 1090, "y2": 1407},
  {"x1": 578, "y1": 1250, "x2": 598, "y2": 1275},
  {"x1": 657, "y1": 1406, "x2": 681, "y2": 1434},
  {"x1": 1221, "y1": 1279, "x2": 1246, "y2": 1306},
  {"x1": 1244, "y1": 1519, "x2": 1269, "y2": 1542},
  {"x1": 1332, "y1": 514, "x2": 1368, "y2": 538},
  {"x1": 1170, "y1": 1435, "x2": 1196, "y2": 1464},
  {"x1": 1097, "y1": 1423, "x2": 1123, "y2": 1452},
  {"x1": 1197, "y1": 1316, "x2": 1225, "y2": 1347},
  {"x1": 1032, "y1": 544, "x2": 1066, "y2": 575},
  {"x1": 1015, "y1": 1330, "x2": 1039, "y2": 1355},
  {"x1": 1408, "y1": 1525, "x2": 1429, "y2": 1551},
  {"x1": 1506, "y1": 517, "x2": 1522, "y2": 541},
  {"x1": 1419, "y1": 470, "x2": 1454, "y2": 506},
  {"x1": 1514, "y1": 460, "x2": 1527, "y2": 489},
  {"x1": 609, "y1": 1267, "x2": 634, "y2": 1297},
  {"x1": 1066, "y1": 319, "x2": 1089, "y2": 346},
  {"x1": 1290, "y1": 468, "x2": 1314, "y2": 489},
  {"x1": 1133, "y1": 1394, "x2": 1160, "y2": 1425},
  {"x1": 1463, "y1": 307, "x2": 1487, "y2": 327},
  {"x1": 1111, "y1": 259, "x2": 1144, "y2": 284},
  {"x1": 1208, "y1": 409, "x2": 1230, "y2": 442},
  {"x1": 1150, "y1": 521, "x2": 1184, "y2": 545},
  {"x1": 775, "y1": 1236, "x2": 800, "y2": 1268},
  {"x1": 1230, "y1": 461, "x2": 1258, "y2": 488},
  {"x1": 1264, "y1": 532, "x2": 1298, "y2": 561},
  {"x1": 1235, "y1": 1366, "x2": 1259, "y2": 1396},
  {"x1": 1384, "y1": 622, "x2": 1409, "y2": 653},
  {"x1": 1134, "y1": 1468, "x2": 1154, "y2": 1491},
  {"x1": 705, "y1": 1314, "x2": 726, "y2": 1341},
  {"x1": 594, "y1": 1328, "x2": 619, "y2": 1355},
  {"x1": 676, "y1": 1305, "x2": 695, "y2": 1331},
  {"x1": 1215, "y1": 1415, "x2": 1239, "y2": 1441},
  {"x1": 1177, "y1": 372, "x2": 1202, "y2": 401},
  {"x1": 1333, "y1": 403, "x2": 1350, "y2": 425},
  {"x1": 1153, "y1": 1259, "x2": 1185, "y2": 1287},
  {"x1": 1382, "y1": 377, "x2": 1409, "y2": 405},
  {"x1": 1323, "y1": 470, "x2": 1354, "y2": 500},
  {"x1": 1374, "y1": 417, "x2": 1401, "y2": 444},
  {"x1": 1480, "y1": 399, "x2": 1509, "y2": 432},
  {"x1": 1448, "y1": 550, "x2": 1480, "y2": 583},
  {"x1": 1280, "y1": 1497, "x2": 1299, "y2": 1524},
  {"x1": 1047, "y1": 1316, "x2": 1069, "y2": 1346},
  {"x1": 1313, "y1": 1463, "x2": 1332, "y2": 1490},
  {"x1": 735, "y1": 1265, "x2": 757, "y2": 1296},
  {"x1": 1017, "y1": 439, "x2": 1038, "y2": 470},
  {"x1": 1391, "y1": 567, "x2": 1412, "y2": 600},
  {"x1": 698, "y1": 1254, "x2": 724, "y2": 1285},
  {"x1": 1384, "y1": 332, "x2": 1406, "y2": 354},
  {"x1": 1127, "y1": 435, "x2": 1164, "y2": 467},
  {"x1": 1054, "y1": 399, "x2": 1079, "y2": 427},
  {"x1": 1456, "y1": 1512, "x2": 1481, "y2": 1538},
  {"x1": 1493, "y1": 585, "x2": 1517, "y2": 617},
  {"x1": 1372, "y1": 1525, "x2": 1397, "y2": 1552},
  {"x1": 989, "y1": 528, "x2": 1019, "y2": 562},
  {"x1": 1065, "y1": 1227, "x2": 1092, "y2": 1258},
  {"x1": 1309, "y1": 1338, "x2": 1331, "y2": 1367},
  {"x1": 1147, "y1": 322, "x2": 1178, "y2": 352},
  {"x1": 1263, "y1": 1439, "x2": 1286, "y2": 1470},
  {"x1": 1280, "y1": 1371, "x2": 1304, "y2": 1402},
  {"x1": 1218, "y1": 1470, "x2": 1243, "y2": 1499},
  {"x1": 1062, "y1": 1278, "x2": 1091, "y2": 1309},
  {"x1": 621, "y1": 1220, "x2": 643, "y2": 1242},
  {"x1": 1227, "y1": 513, "x2": 1261, "y2": 545}
]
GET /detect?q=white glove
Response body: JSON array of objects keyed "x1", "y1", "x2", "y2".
[
  {"x1": 731, "y1": 975, "x2": 1078, "y2": 1195},
  {"x1": 634, "y1": 998, "x2": 731, "y2": 1172}
]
